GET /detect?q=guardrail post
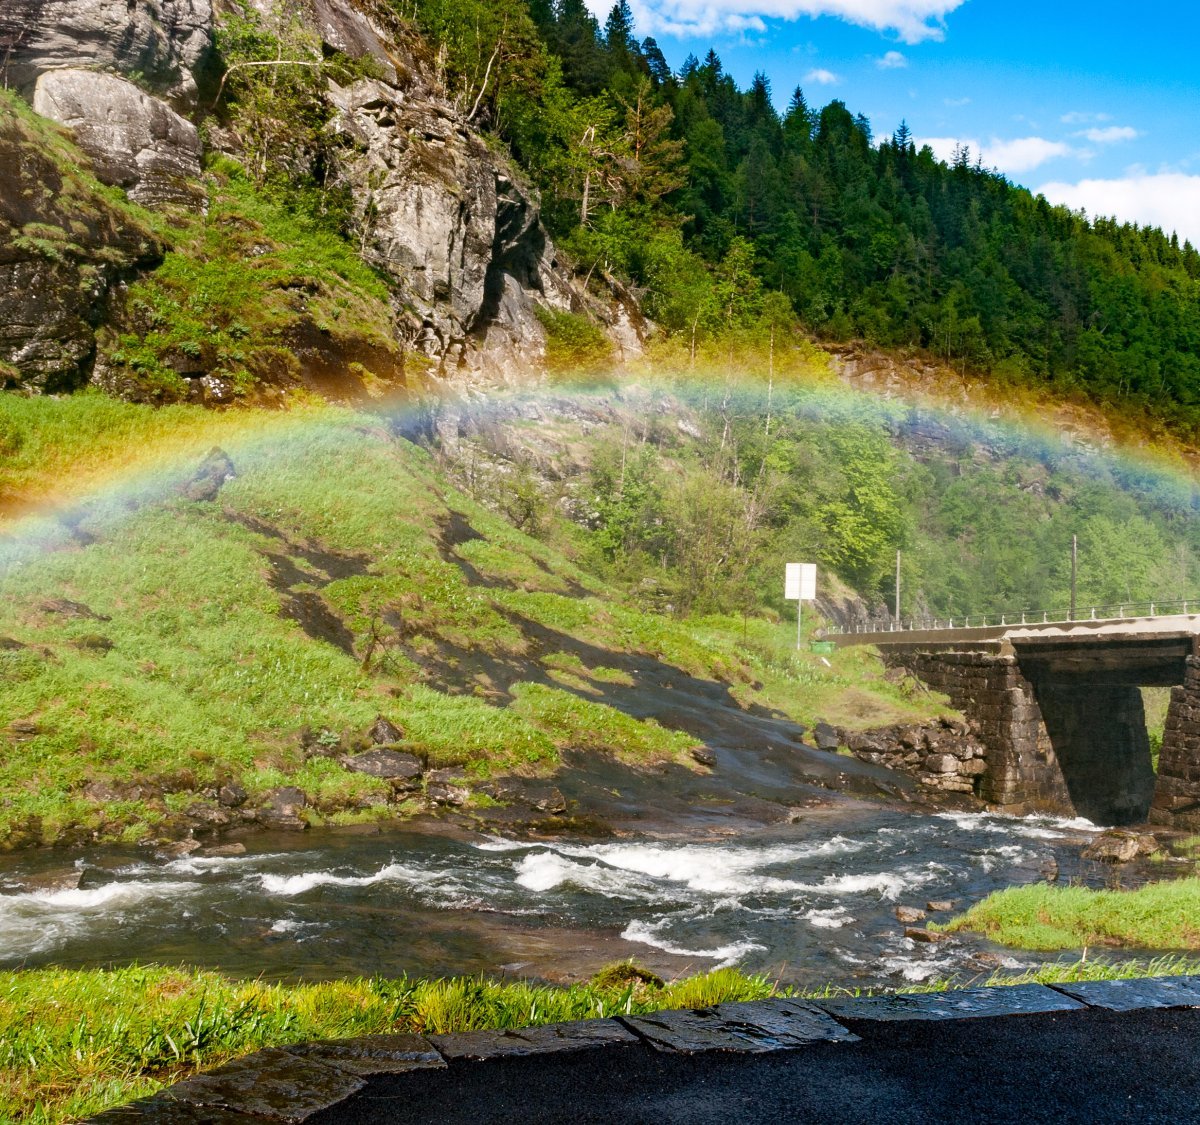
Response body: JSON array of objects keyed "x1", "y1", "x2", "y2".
[
  {"x1": 1043, "y1": 611, "x2": 1048, "y2": 623},
  {"x1": 1151, "y1": 602, "x2": 1156, "y2": 616},
  {"x1": 1091, "y1": 607, "x2": 1096, "y2": 620}
]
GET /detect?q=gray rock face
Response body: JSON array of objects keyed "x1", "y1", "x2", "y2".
[
  {"x1": 311, "y1": 0, "x2": 398, "y2": 85},
  {"x1": 326, "y1": 77, "x2": 550, "y2": 362},
  {"x1": 320, "y1": 12, "x2": 588, "y2": 382},
  {"x1": 33, "y1": 70, "x2": 203, "y2": 209},
  {"x1": 0, "y1": 0, "x2": 214, "y2": 110}
]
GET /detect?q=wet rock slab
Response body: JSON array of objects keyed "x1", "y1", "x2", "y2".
[
  {"x1": 1050, "y1": 975, "x2": 1200, "y2": 1012},
  {"x1": 285, "y1": 1033, "x2": 446, "y2": 1077},
  {"x1": 87, "y1": 1095, "x2": 262, "y2": 1122},
  {"x1": 814, "y1": 983, "x2": 1085, "y2": 1023},
  {"x1": 430, "y1": 1018, "x2": 638, "y2": 1060},
  {"x1": 138, "y1": 1048, "x2": 365, "y2": 1122},
  {"x1": 622, "y1": 998, "x2": 858, "y2": 1054}
]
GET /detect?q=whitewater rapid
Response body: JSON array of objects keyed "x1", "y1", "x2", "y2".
[{"x1": 0, "y1": 809, "x2": 1101, "y2": 987}]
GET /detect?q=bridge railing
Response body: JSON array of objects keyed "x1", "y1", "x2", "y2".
[{"x1": 826, "y1": 597, "x2": 1200, "y2": 636}]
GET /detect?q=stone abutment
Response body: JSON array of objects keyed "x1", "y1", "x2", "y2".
[{"x1": 889, "y1": 638, "x2": 1200, "y2": 828}]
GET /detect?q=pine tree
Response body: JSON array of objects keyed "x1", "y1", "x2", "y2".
[{"x1": 641, "y1": 37, "x2": 671, "y2": 87}]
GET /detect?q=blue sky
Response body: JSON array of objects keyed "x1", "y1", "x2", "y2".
[{"x1": 586, "y1": 1, "x2": 1200, "y2": 243}]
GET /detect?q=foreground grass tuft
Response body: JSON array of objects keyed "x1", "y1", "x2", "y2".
[
  {"x1": 0, "y1": 964, "x2": 774, "y2": 1122},
  {"x1": 934, "y1": 879, "x2": 1200, "y2": 950},
  {"x1": 6, "y1": 955, "x2": 1200, "y2": 1121}
]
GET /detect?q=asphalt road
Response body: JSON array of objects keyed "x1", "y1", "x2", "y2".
[{"x1": 312, "y1": 1007, "x2": 1200, "y2": 1124}]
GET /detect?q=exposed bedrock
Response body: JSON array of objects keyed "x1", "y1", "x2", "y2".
[
  {"x1": 0, "y1": 109, "x2": 161, "y2": 392},
  {"x1": 1, "y1": 0, "x2": 629, "y2": 392},
  {"x1": 0, "y1": 0, "x2": 215, "y2": 111},
  {"x1": 32, "y1": 69, "x2": 203, "y2": 209},
  {"x1": 325, "y1": 71, "x2": 577, "y2": 379}
]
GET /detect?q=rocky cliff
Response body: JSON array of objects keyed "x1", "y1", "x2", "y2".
[{"x1": 0, "y1": 0, "x2": 619, "y2": 398}]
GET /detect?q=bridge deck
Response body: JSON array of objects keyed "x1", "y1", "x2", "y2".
[{"x1": 828, "y1": 613, "x2": 1200, "y2": 652}]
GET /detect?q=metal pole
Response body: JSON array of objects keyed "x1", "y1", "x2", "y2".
[
  {"x1": 797, "y1": 597, "x2": 802, "y2": 651},
  {"x1": 1070, "y1": 535, "x2": 1077, "y2": 620},
  {"x1": 895, "y1": 550, "x2": 901, "y2": 624}
]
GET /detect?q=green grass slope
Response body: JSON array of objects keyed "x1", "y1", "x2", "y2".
[{"x1": 0, "y1": 394, "x2": 932, "y2": 849}]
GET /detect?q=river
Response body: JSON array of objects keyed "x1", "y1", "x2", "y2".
[{"x1": 0, "y1": 808, "x2": 1114, "y2": 990}]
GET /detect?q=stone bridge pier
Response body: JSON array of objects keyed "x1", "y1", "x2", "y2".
[{"x1": 870, "y1": 626, "x2": 1200, "y2": 828}]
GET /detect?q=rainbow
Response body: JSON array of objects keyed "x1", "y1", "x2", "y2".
[{"x1": 2, "y1": 369, "x2": 1199, "y2": 577}]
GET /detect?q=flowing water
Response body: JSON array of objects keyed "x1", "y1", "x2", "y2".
[{"x1": 0, "y1": 808, "x2": 1111, "y2": 989}]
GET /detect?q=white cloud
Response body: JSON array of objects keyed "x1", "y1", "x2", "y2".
[
  {"x1": 877, "y1": 50, "x2": 908, "y2": 68},
  {"x1": 805, "y1": 67, "x2": 841, "y2": 84},
  {"x1": 985, "y1": 136, "x2": 1076, "y2": 173},
  {"x1": 1038, "y1": 173, "x2": 1200, "y2": 245},
  {"x1": 1075, "y1": 125, "x2": 1139, "y2": 145},
  {"x1": 1060, "y1": 111, "x2": 1111, "y2": 125},
  {"x1": 943, "y1": 96, "x2": 971, "y2": 107},
  {"x1": 599, "y1": 1, "x2": 969, "y2": 43},
  {"x1": 916, "y1": 135, "x2": 1077, "y2": 174},
  {"x1": 917, "y1": 135, "x2": 979, "y2": 163}
]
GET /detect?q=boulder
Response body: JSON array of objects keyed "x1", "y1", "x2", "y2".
[
  {"x1": 12, "y1": 867, "x2": 83, "y2": 893},
  {"x1": 33, "y1": 70, "x2": 203, "y2": 209},
  {"x1": 0, "y1": 0, "x2": 214, "y2": 111},
  {"x1": 368, "y1": 716, "x2": 405, "y2": 745},
  {"x1": 267, "y1": 787, "x2": 308, "y2": 817},
  {"x1": 527, "y1": 787, "x2": 567, "y2": 815},
  {"x1": 218, "y1": 782, "x2": 248, "y2": 809},
  {"x1": 311, "y1": 0, "x2": 398, "y2": 84},
  {"x1": 257, "y1": 810, "x2": 308, "y2": 832},
  {"x1": 1082, "y1": 831, "x2": 1145, "y2": 864},
  {"x1": 924, "y1": 753, "x2": 959, "y2": 775},
  {"x1": 342, "y1": 749, "x2": 423, "y2": 783},
  {"x1": 813, "y1": 723, "x2": 841, "y2": 752},
  {"x1": 185, "y1": 803, "x2": 232, "y2": 830},
  {"x1": 425, "y1": 770, "x2": 470, "y2": 807},
  {"x1": 895, "y1": 905, "x2": 927, "y2": 924},
  {"x1": 926, "y1": 900, "x2": 955, "y2": 913},
  {"x1": 906, "y1": 927, "x2": 949, "y2": 944},
  {"x1": 325, "y1": 70, "x2": 581, "y2": 377},
  {"x1": 690, "y1": 747, "x2": 717, "y2": 768},
  {"x1": 82, "y1": 780, "x2": 121, "y2": 803},
  {"x1": 181, "y1": 447, "x2": 236, "y2": 502},
  {"x1": 199, "y1": 842, "x2": 247, "y2": 857}
]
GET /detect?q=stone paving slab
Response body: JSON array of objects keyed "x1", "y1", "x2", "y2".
[
  {"x1": 709, "y1": 998, "x2": 860, "y2": 1045},
  {"x1": 622, "y1": 998, "x2": 857, "y2": 1054},
  {"x1": 429, "y1": 1017, "x2": 639, "y2": 1060},
  {"x1": 1049, "y1": 974, "x2": 1200, "y2": 1012},
  {"x1": 146, "y1": 1047, "x2": 366, "y2": 1123},
  {"x1": 814, "y1": 983, "x2": 1085, "y2": 1023},
  {"x1": 285, "y1": 1033, "x2": 446, "y2": 1077}
]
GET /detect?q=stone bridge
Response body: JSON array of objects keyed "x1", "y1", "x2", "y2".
[{"x1": 831, "y1": 616, "x2": 1200, "y2": 828}]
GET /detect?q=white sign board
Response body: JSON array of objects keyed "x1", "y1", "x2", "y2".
[{"x1": 785, "y1": 563, "x2": 817, "y2": 602}]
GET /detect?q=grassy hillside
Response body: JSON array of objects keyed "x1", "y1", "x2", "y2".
[{"x1": 0, "y1": 391, "x2": 932, "y2": 849}]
